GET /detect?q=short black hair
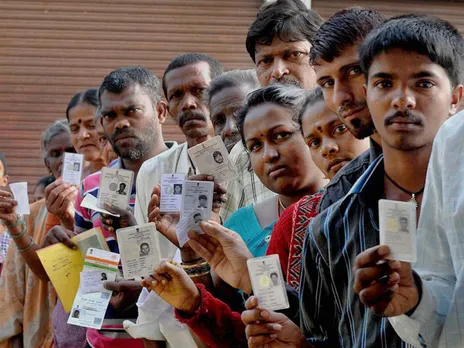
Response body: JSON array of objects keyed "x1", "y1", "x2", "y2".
[
  {"x1": 206, "y1": 69, "x2": 260, "y2": 104},
  {"x1": 310, "y1": 7, "x2": 385, "y2": 65},
  {"x1": 236, "y1": 84, "x2": 307, "y2": 146},
  {"x1": 299, "y1": 87, "x2": 324, "y2": 125},
  {"x1": 0, "y1": 152, "x2": 7, "y2": 175},
  {"x1": 66, "y1": 88, "x2": 98, "y2": 121},
  {"x1": 360, "y1": 14, "x2": 464, "y2": 87},
  {"x1": 98, "y1": 66, "x2": 162, "y2": 106},
  {"x1": 246, "y1": 0, "x2": 323, "y2": 62},
  {"x1": 199, "y1": 194, "x2": 207, "y2": 200},
  {"x1": 162, "y1": 53, "x2": 224, "y2": 98},
  {"x1": 270, "y1": 272, "x2": 278, "y2": 278},
  {"x1": 140, "y1": 243, "x2": 149, "y2": 248},
  {"x1": 36, "y1": 176, "x2": 55, "y2": 188}
]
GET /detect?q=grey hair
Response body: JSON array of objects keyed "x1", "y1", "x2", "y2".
[
  {"x1": 41, "y1": 119, "x2": 70, "y2": 154},
  {"x1": 206, "y1": 69, "x2": 260, "y2": 104}
]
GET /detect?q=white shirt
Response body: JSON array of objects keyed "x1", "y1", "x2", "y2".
[
  {"x1": 134, "y1": 142, "x2": 193, "y2": 260},
  {"x1": 389, "y1": 111, "x2": 464, "y2": 347}
]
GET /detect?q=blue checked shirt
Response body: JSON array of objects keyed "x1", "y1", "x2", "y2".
[{"x1": 300, "y1": 155, "x2": 413, "y2": 347}]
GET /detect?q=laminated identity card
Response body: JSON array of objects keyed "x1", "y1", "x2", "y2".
[
  {"x1": 160, "y1": 173, "x2": 186, "y2": 213},
  {"x1": 247, "y1": 254, "x2": 289, "y2": 311},
  {"x1": 187, "y1": 135, "x2": 237, "y2": 184},
  {"x1": 62, "y1": 152, "x2": 84, "y2": 186},
  {"x1": 97, "y1": 167, "x2": 134, "y2": 210},
  {"x1": 379, "y1": 199, "x2": 417, "y2": 263}
]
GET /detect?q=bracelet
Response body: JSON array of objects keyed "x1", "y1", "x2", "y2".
[
  {"x1": 188, "y1": 269, "x2": 211, "y2": 278},
  {"x1": 16, "y1": 236, "x2": 35, "y2": 252},
  {"x1": 10, "y1": 220, "x2": 26, "y2": 240},
  {"x1": 2, "y1": 214, "x2": 21, "y2": 228},
  {"x1": 182, "y1": 261, "x2": 211, "y2": 277}
]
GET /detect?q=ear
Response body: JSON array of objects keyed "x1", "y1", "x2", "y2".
[
  {"x1": 449, "y1": 84, "x2": 463, "y2": 116},
  {"x1": 362, "y1": 84, "x2": 367, "y2": 97},
  {"x1": 155, "y1": 101, "x2": 168, "y2": 125},
  {"x1": 44, "y1": 157, "x2": 51, "y2": 174}
]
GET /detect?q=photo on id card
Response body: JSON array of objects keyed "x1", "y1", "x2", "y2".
[
  {"x1": 160, "y1": 173, "x2": 186, "y2": 213},
  {"x1": 116, "y1": 223, "x2": 161, "y2": 280},
  {"x1": 181, "y1": 180, "x2": 214, "y2": 233},
  {"x1": 247, "y1": 254, "x2": 289, "y2": 311},
  {"x1": 379, "y1": 199, "x2": 417, "y2": 263},
  {"x1": 187, "y1": 135, "x2": 237, "y2": 184},
  {"x1": 98, "y1": 167, "x2": 134, "y2": 210}
]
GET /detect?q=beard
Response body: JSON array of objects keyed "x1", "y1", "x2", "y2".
[{"x1": 109, "y1": 124, "x2": 157, "y2": 161}]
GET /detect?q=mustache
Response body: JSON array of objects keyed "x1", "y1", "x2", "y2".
[
  {"x1": 272, "y1": 76, "x2": 301, "y2": 88},
  {"x1": 384, "y1": 110, "x2": 423, "y2": 126},
  {"x1": 179, "y1": 110, "x2": 207, "y2": 128},
  {"x1": 338, "y1": 101, "x2": 367, "y2": 116},
  {"x1": 110, "y1": 128, "x2": 138, "y2": 142}
]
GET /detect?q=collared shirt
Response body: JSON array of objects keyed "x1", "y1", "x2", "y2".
[
  {"x1": 389, "y1": 111, "x2": 464, "y2": 348},
  {"x1": 134, "y1": 142, "x2": 190, "y2": 259},
  {"x1": 300, "y1": 156, "x2": 408, "y2": 347},
  {"x1": 319, "y1": 139, "x2": 383, "y2": 212},
  {"x1": 220, "y1": 142, "x2": 275, "y2": 221}
]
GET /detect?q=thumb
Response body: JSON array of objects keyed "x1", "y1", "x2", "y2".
[
  {"x1": 199, "y1": 221, "x2": 239, "y2": 246},
  {"x1": 157, "y1": 261, "x2": 184, "y2": 279},
  {"x1": 151, "y1": 184, "x2": 161, "y2": 196}
]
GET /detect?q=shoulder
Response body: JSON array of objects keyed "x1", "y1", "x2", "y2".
[
  {"x1": 225, "y1": 204, "x2": 254, "y2": 222},
  {"x1": 435, "y1": 111, "x2": 464, "y2": 145}
]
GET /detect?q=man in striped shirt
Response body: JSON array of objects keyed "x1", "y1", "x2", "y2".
[{"x1": 243, "y1": 14, "x2": 463, "y2": 348}]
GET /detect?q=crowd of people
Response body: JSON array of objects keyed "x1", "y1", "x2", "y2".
[{"x1": 0, "y1": 0, "x2": 463, "y2": 347}]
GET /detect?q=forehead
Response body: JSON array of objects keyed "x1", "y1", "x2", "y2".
[
  {"x1": 302, "y1": 100, "x2": 339, "y2": 132},
  {"x1": 210, "y1": 85, "x2": 251, "y2": 112},
  {"x1": 243, "y1": 102, "x2": 294, "y2": 140},
  {"x1": 100, "y1": 84, "x2": 151, "y2": 110},
  {"x1": 47, "y1": 132, "x2": 72, "y2": 150},
  {"x1": 255, "y1": 36, "x2": 311, "y2": 57},
  {"x1": 68, "y1": 102, "x2": 97, "y2": 124},
  {"x1": 314, "y1": 43, "x2": 360, "y2": 78},
  {"x1": 165, "y1": 61, "x2": 211, "y2": 92},
  {"x1": 368, "y1": 49, "x2": 446, "y2": 79}
]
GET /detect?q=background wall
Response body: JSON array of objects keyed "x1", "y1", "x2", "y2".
[{"x1": 1, "y1": 0, "x2": 463, "y2": 195}]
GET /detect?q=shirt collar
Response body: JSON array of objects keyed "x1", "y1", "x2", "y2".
[{"x1": 348, "y1": 154, "x2": 384, "y2": 197}]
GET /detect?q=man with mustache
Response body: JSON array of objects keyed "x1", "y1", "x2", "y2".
[
  {"x1": 309, "y1": 7, "x2": 386, "y2": 211},
  {"x1": 222, "y1": 0, "x2": 324, "y2": 220},
  {"x1": 45, "y1": 66, "x2": 176, "y2": 347},
  {"x1": 243, "y1": 14, "x2": 464, "y2": 347},
  {"x1": 134, "y1": 53, "x2": 223, "y2": 227}
]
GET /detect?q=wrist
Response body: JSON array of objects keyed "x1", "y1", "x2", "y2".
[
  {"x1": 180, "y1": 287, "x2": 202, "y2": 315},
  {"x1": 406, "y1": 271, "x2": 422, "y2": 316}
]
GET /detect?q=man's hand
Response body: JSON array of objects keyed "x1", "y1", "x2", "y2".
[
  {"x1": 141, "y1": 260, "x2": 201, "y2": 314},
  {"x1": 188, "y1": 174, "x2": 227, "y2": 213},
  {"x1": 104, "y1": 279, "x2": 142, "y2": 313},
  {"x1": 353, "y1": 245, "x2": 419, "y2": 316},
  {"x1": 188, "y1": 220, "x2": 253, "y2": 293},
  {"x1": 0, "y1": 190, "x2": 18, "y2": 225},
  {"x1": 41, "y1": 225, "x2": 78, "y2": 249},
  {"x1": 101, "y1": 204, "x2": 137, "y2": 237},
  {"x1": 242, "y1": 296, "x2": 307, "y2": 348},
  {"x1": 44, "y1": 179, "x2": 78, "y2": 229}
]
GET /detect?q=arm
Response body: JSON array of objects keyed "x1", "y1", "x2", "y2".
[{"x1": 134, "y1": 171, "x2": 149, "y2": 225}]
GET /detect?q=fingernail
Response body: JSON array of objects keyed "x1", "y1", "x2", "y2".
[
  {"x1": 378, "y1": 246, "x2": 389, "y2": 256},
  {"x1": 207, "y1": 175, "x2": 214, "y2": 180},
  {"x1": 151, "y1": 280, "x2": 158, "y2": 286},
  {"x1": 72, "y1": 245, "x2": 78, "y2": 250},
  {"x1": 103, "y1": 283, "x2": 109, "y2": 290},
  {"x1": 272, "y1": 324, "x2": 282, "y2": 331},
  {"x1": 378, "y1": 275, "x2": 389, "y2": 284},
  {"x1": 270, "y1": 334, "x2": 278, "y2": 339}
]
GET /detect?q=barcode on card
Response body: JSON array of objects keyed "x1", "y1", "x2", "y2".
[{"x1": 93, "y1": 317, "x2": 102, "y2": 325}]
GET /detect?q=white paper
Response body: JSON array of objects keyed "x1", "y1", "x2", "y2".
[
  {"x1": 62, "y1": 152, "x2": 84, "y2": 186},
  {"x1": 67, "y1": 248, "x2": 120, "y2": 329},
  {"x1": 160, "y1": 174, "x2": 186, "y2": 213},
  {"x1": 79, "y1": 270, "x2": 116, "y2": 294},
  {"x1": 247, "y1": 254, "x2": 289, "y2": 311},
  {"x1": 9, "y1": 182, "x2": 30, "y2": 215},
  {"x1": 187, "y1": 135, "x2": 237, "y2": 184},
  {"x1": 379, "y1": 199, "x2": 417, "y2": 262},
  {"x1": 176, "y1": 181, "x2": 214, "y2": 247},
  {"x1": 98, "y1": 167, "x2": 134, "y2": 210},
  {"x1": 80, "y1": 194, "x2": 120, "y2": 217},
  {"x1": 117, "y1": 223, "x2": 161, "y2": 280}
]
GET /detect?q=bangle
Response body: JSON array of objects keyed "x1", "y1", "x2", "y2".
[
  {"x1": 188, "y1": 269, "x2": 211, "y2": 278},
  {"x1": 182, "y1": 261, "x2": 211, "y2": 277},
  {"x1": 2, "y1": 214, "x2": 21, "y2": 228},
  {"x1": 16, "y1": 236, "x2": 35, "y2": 252},
  {"x1": 10, "y1": 220, "x2": 26, "y2": 240}
]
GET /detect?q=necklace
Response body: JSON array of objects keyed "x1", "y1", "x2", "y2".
[
  {"x1": 277, "y1": 196, "x2": 287, "y2": 217},
  {"x1": 384, "y1": 172, "x2": 425, "y2": 208}
]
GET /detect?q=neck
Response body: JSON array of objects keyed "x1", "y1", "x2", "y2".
[
  {"x1": 122, "y1": 138, "x2": 168, "y2": 178},
  {"x1": 187, "y1": 134, "x2": 212, "y2": 148},
  {"x1": 278, "y1": 175, "x2": 328, "y2": 208},
  {"x1": 383, "y1": 143, "x2": 432, "y2": 203},
  {"x1": 371, "y1": 132, "x2": 382, "y2": 146}
]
